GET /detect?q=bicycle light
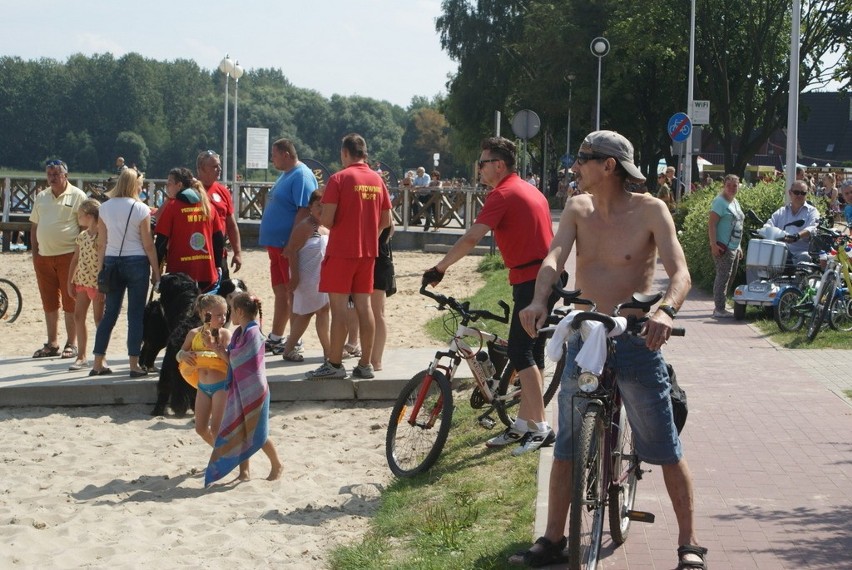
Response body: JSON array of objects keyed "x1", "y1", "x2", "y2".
[{"x1": 578, "y1": 371, "x2": 600, "y2": 393}]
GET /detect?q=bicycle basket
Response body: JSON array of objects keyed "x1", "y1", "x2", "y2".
[{"x1": 809, "y1": 233, "x2": 835, "y2": 257}]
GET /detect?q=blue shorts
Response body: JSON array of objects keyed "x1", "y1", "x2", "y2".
[
  {"x1": 197, "y1": 379, "x2": 229, "y2": 398},
  {"x1": 554, "y1": 333, "x2": 682, "y2": 465}
]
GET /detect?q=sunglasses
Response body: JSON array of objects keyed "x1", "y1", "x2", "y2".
[
  {"x1": 478, "y1": 158, "x2": 501, "y2": 168},
  {"x1": 45, "y1": 159, "x2": 66, "y2": 168},
  {"x1": 575, "y1": 152, "x2": 610, "y2": 165},
  {"x1": 790, "y1": 190, "x2": 808, "y2": 196}
]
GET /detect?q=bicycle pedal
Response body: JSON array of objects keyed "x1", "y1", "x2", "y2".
[
  {"x1": 626, "y1": 510, "x2": 656, "y2": 523},
  {"x1": 477, "y1": 416, "x2": 496, "y2": 429}
]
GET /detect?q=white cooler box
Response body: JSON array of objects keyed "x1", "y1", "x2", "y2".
[{"x1": 745, "y1": 239, "x2": 788, "y2": 268}]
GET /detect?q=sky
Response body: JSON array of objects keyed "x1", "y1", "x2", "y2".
[{"x1": 2, "y1": 0, "x2": 459, "y2": 108}]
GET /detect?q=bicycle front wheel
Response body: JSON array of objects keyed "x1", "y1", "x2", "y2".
[
  {"x1": 828, "y1": 294, "x2": 852, "y2": 332},
  {"x1": 569, "y1": 404, "x2": 606, "y2": 570},
  {"x1": 806, "y1": 273, "x2": 836, "y2": 342},
  {"x1": 0, "y1": 278, "x2": 23, "y2": 323},
  {"x1": 774, "y1": 287, "x2": 805, "y2": 332},
  {"x1": 608, "y1": 405, "x2": 637, "y2": 545},
  {"x1": 385, "y1": 370, "x2": 453, "y2": 477}
]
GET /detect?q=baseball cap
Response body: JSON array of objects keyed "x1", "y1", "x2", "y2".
[{"x1": 580, "y1": 130, "x2": 645, "y2": 183}]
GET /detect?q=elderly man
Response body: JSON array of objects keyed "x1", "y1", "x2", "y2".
[
  {"x1": 30, "y1": 160, "x2": 88, "y2": 359},
  {"x1": 196, "y1": 150, "x2": 242, "y2": 278},
  {"x1": 259, "y1": 139, "x2": 318, "y2": 352},
  {"x1": 514, "y1": 131, "x2": 705, "y2": 569},
  {"x1": 413, "y1": 166, "x2": 434, "y2": 231},
  {"x1": 763, "y1": 180, "x2": 819, "y2": 264},
  {"x1": 423, "y1": 136, "x2": 557, "y2": 456}
]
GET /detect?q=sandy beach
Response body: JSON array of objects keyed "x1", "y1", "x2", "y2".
[{"x1": 0, "y1": 246, "x2": 485, "y2": 567}]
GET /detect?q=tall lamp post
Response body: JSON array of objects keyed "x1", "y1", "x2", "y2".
[
  {"x1": 219, "y1": 55, "x2": 235, "y2": 182},
  {"x1": 590, "y1": 37, "x2": 610, "y2": 131},
  {"x1": 566, "y1": 74, "x2": 575, "y2": 159},
  {"x1": 231, "y1": 61, "x2": 244, "y2": 187}
]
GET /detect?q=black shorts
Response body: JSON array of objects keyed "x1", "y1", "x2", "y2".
[
  {"x1": 373, "y1": 256, "x2": 394, "y2": 292},
  {"x1": 507, "y1": 279, "x2": 560, "y2": 371}
]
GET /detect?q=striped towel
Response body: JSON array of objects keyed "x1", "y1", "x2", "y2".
[{"x1": 205, "y1": 320, "x2": 269, "y2": 486}]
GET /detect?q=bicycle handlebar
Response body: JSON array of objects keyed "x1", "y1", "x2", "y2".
[{"x1": 419, "y1": 285, "x2": 510, "y2": 324}]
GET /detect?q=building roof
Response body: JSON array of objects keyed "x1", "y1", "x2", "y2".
[{"x1": 798, "y1": 92, "x2": 852, "y2": 166}]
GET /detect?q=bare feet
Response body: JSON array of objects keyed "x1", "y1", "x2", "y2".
[
  {"x1": 371, "y1": 362, "x2": 382, "y2": 371},
  {"x1": 238, "y1": 468, "x2": 250, "y2": 481},
  {"x1": 267, "y1": 462, "x2": 283, "y2": 481}
]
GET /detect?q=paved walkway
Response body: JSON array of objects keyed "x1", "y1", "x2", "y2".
[{"x1": 534, "y1": 260, "x2": 852, "y2": 569}]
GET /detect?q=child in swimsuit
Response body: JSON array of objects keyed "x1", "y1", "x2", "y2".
[
  {"x1": 177, "y1": 294, "x2": 232, "y2": 447},
  {"x1": 204, "y1": 293, "x2": 282, "y2": 484}
]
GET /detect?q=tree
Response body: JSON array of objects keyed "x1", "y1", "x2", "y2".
[{"x1": 114, "y1": 131, "x2": 149, "y2": 171}]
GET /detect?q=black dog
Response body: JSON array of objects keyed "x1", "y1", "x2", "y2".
[
  {"x1": 146, "y1": 275, "x2": 250, "y2": 417},
  {"x1": 147, "y1": 273, "x2": 200, "y2": 417}
]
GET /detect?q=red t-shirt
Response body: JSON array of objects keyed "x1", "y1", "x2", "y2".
[
  {"x1": 205, "y1": 181, "x2": 233, "y2": 235},
  {"x1": 475, "y1": 173, "x2": 553, "y2": 285},
  {"x1": 155, "y1": 198, "x2": 220, "y2": 284},
  {"x1": 322, "y1": 162, "x2": 392, "y2": 258}
]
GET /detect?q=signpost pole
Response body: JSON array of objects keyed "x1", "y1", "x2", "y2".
[{"x1": 684, "y1": 0, "x2": 697, "y2": 197}]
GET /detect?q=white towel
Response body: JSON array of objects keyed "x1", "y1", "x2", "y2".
[{"x1": 545, "y1": 311, "x2": 628, "y2": 376}]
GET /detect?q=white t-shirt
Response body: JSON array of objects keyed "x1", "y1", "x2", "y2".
[{"x1": 99, "y1": 197, "x2": 151, "y2": 257}]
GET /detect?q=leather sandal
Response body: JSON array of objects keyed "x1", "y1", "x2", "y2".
[
  {"x1": 508, "y1": 536, "x2": 568, "y2": 567},
  {"x1": 33, "y1": 343, "x2": 60, "y2": 358},
  {"x1": 677, "y1": 544, "x2": 708, "y2": 569}
]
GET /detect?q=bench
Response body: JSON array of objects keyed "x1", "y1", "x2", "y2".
[{"x1": 0, "y1": 221, "x2": 31, "y2": 252}]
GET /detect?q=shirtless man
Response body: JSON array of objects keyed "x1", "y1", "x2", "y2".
[{"x1": 513, "y1": 131, "x2": 706, "y2": 570}]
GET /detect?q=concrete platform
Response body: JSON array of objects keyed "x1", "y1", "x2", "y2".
[{"x1": 0, "y1": 347, "x2": 472, "y2": 407}]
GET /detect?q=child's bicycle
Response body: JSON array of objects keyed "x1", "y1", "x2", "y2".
[
  {"x1": 556, "y1": 291, "x2": 685, "y2": 570},
  {"x1": 0, "y1": 277, "x2": 22, "y2": 323},
  {"x1": 385, "y1": 285, "x2": 565, "y2": 477}
]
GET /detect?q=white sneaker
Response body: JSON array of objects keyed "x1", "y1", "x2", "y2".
[
  {"x1": 511, "y1": 429, "x2": 556, "y2": 456},
  {"x1": 485, "y1": 427, "x2": 525, "y2": 448},
  {"x1": 306, "y1": 362, "x2": 346, "y2": 379},
  {"x1": 712, "y1": 309, "x2": 733, "y2": 319},
  {"x1": 352, "y1": 364, "x2": 375, "y2": 379}
]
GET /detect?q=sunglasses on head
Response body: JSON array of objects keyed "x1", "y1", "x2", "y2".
[
  {"x1": 45, "y1": 159, "x2": 66, "y2": 168},
  {"x1": 575, "y1": 152, "x2": 610, "y2": 165},
  {"x1": 790, "y1": 190, "x2": 808, "y2": 196}
]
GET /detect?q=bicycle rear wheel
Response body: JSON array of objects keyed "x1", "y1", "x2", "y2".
[
  {"x1": 0, "y1": 278, "x2": 22, "y2": 323},
  {"x1": 828, "y1": 294, "x2": 852, "y2": 332},
  {"x1": 806, "y1": 273, "x2": 836, "y2": 342},
  {"x1": 385, "y1": 370, "x2": 453, "y2": 477},
  {"x1": 608, "y1": 405, "x2": 637, "y2": 545},
  {"x1": 568, "y1": 404, "x2": 606, "y2": 570},
  {"x1": 774, "y1": 287, "x2": 805, "y2": 332},
  {"x1": 493, "y1": 345, "x2": 565, "y2": 428}
]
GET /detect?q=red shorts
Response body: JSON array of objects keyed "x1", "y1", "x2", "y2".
[
  {"x1": 267, "y1": 247, "x2": 290, "y2": 287},
  {"x1": 34, "y1": 252, "x2": 76, "y2": 313},
  {"x1": 75, "y1": 285, "x2": 100, "y2": 301},
  {"x1": 319, "y1": 257, "x2": 375, "y2": 294}
]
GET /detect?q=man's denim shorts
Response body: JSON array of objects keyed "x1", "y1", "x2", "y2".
[{"x1": 554, "y1": 332, "x2": 682, "y2": 465}]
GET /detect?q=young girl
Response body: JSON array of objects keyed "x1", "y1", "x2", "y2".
[
  {"x1": 204, "y1": 293, "x2": 282, "y2": 486},
  {"x1": 177, "y1": 294, "x2": 232, "y2": 447},
  {"x1": 279, "y1": 190, "x2": 330, "y2": 362},
  {"x1": 67, "y1": 199, "x2": 106, "y2": 371}
]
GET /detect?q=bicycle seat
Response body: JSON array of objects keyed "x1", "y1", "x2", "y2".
[{"x1": 617, "y1": 292, "x2": 663, "y2": 313}]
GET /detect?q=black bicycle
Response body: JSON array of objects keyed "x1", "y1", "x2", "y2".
[{"x1": 0, "y1": 277, "x2": 22, "y2": 323}]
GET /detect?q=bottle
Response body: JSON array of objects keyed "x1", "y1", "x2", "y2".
[{"x1": 475, "y1": 350, "x2": 496, "y2": 379}]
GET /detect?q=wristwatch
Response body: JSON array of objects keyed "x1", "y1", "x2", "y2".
[{"x1": 657, "y1": 304, "x2": 678, "y2": 319}]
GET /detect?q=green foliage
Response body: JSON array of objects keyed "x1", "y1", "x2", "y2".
[
  {"x1": 477, "y1": 253, "x2": 506, "y2": 273},
  {"x1": 679, "y1": 180, "x2": 789, "y2": 291},
  {"x1": 752, "y1": 315, "x2": 852, "y2": 349},
  {"x1": 114, "y1": 131, "x2": 149, "y2": 171},
  {"x1": 328, "y1": 405, "x2": 539, "y2": 569},
  {"x1": 424, "y1": 266, "x2": 512, "y2": 342}
]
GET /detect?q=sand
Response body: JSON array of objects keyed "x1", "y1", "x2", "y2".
[{"x1": 0, "y1": 246, "x2": 485, "y2": 567}]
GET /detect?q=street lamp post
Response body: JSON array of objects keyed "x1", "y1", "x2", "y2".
[
  {"x1": 231, "y1": 61, "x2": 244, "y2": 188},
  {"x1": 566, "y1": 74, "x2": 575, "y2": 159},
  {"x1": 219, "y1": 55, "x2": 235, "y2": 182},
  {"x1": 590, "y1": 37, "x2": 610, "y2": 131}
]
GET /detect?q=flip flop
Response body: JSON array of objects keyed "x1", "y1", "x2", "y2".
[
  {"x1": 33, "y1": 343, "x2": 61, "y2": 358},
  {"x1": 88, "y1": 368, "x2": 113, "y2": 377}
]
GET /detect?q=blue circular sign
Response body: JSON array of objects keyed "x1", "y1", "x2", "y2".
[{"x1": 668, "y1": 113, "x2": 692, "y2": 142}]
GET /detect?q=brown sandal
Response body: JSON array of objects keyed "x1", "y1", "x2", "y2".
[
  {"x1": 33, "y1": 343, "x2": 61, "y2": 358},
  {"x1": 61, "y1": 344, "x2": 78, "y2": 359}
]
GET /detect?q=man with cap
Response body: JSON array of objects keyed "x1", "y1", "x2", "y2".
[{"x1": 514, "y1": 131, "x2": 705, "y2": 569}]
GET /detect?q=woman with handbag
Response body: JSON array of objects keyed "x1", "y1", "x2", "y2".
[{"x1": 90, "y1": 168, "x2": 161, "y2": 376}]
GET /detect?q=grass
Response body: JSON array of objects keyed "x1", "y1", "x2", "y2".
[
  {"x1": 746, "y1": 308, "x2": 851, "y2": 349},
  {"x1": 327, "y1": 404, "x2": 540, "y2": 570},
  {"x1": 329, "y1": 253, "x2": 536, "y2": 569}
]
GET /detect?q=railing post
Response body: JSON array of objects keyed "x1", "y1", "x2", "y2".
[
  {"x1": 464, "y1": 188, "x2": 473, "y2": 229},
  {"x1": 402, "y1": 187, "x2": 410, "y2": 230},
  {"x1": 2, "y1": 178, "x2": 11, "y2": 222},
  {"x1": 232, "y1": 181, "x2": 241, "y2": 221}
]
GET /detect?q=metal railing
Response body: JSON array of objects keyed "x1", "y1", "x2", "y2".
[{"x1": 2, "y1": 177, "x2": 489, "y2": 231}]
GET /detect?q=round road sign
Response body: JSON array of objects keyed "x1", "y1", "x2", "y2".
[{"x1": 511, "y1": 109, "x2": 541, "y2": 140}]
